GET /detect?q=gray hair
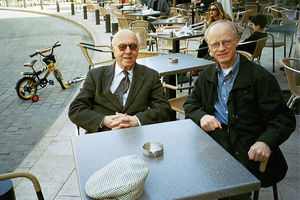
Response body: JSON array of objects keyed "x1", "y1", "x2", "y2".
[{"x1": 204, "y1": 20, "x2": 237, "y2": 43}]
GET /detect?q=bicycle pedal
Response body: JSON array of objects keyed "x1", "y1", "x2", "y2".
[{"x1": 49, "y1": 80, "x2": 54, "y2": 85}]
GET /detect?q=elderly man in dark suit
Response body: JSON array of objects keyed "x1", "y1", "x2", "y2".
[
  {"x1": 69, "y1": 29, "x2": 171, "y2": 133},
  {"x1": 184, "y1": 20, "x2": 295, "y2": 200}
]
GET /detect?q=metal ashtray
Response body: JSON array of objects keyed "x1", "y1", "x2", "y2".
[
  {"x1": 143, "y1": 142, "x2": 164, "y2": 158},
  {"x1": 168, "y1": 57, "x2": 178, "y2": 63}
]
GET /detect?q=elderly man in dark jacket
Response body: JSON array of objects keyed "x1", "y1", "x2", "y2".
[{"x1": 184, "y1": 20, "x2": 295, "y2": 200}]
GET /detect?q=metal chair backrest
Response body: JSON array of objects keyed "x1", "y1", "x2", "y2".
[
  {"x1": 237, "y1": 50, "x2": 252, "y2": 60},
  {"x1": 130, "y1": 27, "x2": 148, "y2": 50},
  {"x1": 131, "y1": 20, "x2": 148, "y2": 29},
  {"x1": 76, "y1": 43, "x2": 114, "y2": 69},
  {"x1": 252, "y1": 36, "x2": 268, "y2": 62},
  {"x1": 118, "y1": 17, "x2": 130, "y2": 29},
  {"x1": 280, "y1": 10, "x2": 297, "y2": 25},
  {"x1": 86, "y1": 3, "x2": 95, "y2": 13},
  {"x1": 0, "y1": 172, "x2": 44, "y2": 200},
  {"x1": 234, "y1": 10, "x2": 252, "y2": 27},
  {"x1": 270, "y1": 7, "x2": 283, "y2": 25},
  {"x1": 280, "y1": 57, "x2": 300, "y2": 108},
  {"x1": 244, "y1": 5, "x2": 258, "y2": 17}
]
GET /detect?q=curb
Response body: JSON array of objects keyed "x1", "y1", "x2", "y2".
[{"x1": 0, "y1": 6, "x2": 96, "y2": 45}]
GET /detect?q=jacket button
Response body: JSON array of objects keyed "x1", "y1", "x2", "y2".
[{"x1": 235, "y1": 152, "x2": 239, "y2": 155}]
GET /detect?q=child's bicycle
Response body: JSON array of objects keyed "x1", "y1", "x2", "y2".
[{"x1": 15, "y1": 41, "x2": 84, "y2": 102}]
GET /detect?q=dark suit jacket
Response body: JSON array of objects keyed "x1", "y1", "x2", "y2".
[
  {"x1": 68, "y1": 62, "x2": 171, "y2": 133},
  {"x1": 184, "y1": 55, "x2": 296, "y2": 186}
]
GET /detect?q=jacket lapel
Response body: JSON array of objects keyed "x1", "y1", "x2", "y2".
[
  {"x1": 123, "y1": 63, "x2": 145, "y2": 111},
  {"x1": 206, "y1": 67, "x2": 218, "y2": 113},
  {"x1": 102, "y1": 62, "x2": 123, "y2": 110}
]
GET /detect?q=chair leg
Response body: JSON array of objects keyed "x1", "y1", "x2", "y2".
[
  {"x1": 253, "y1": 190, "x2": 259, "y2": 200},
  {"x1": 272, "y1": 184, "x2": 278, "y2": 200},
  {"x1": 287, "y1": 95, "x2": 294, "y2": 108}
]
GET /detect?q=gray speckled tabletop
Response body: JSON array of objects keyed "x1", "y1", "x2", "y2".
[
  {"x1": 72, "y1": 119, "x2": 260, "y2": 200},
  {"x1": 136, "y1": 53, "x2": 215, "y2": 76}
]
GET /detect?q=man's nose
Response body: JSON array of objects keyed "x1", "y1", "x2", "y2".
[
  {"x1": 125, "y1": 46, "x2": 131, "y2": 52},
  {"x1": 218, "y1": 43, "x2": 226, "y2": 51}
]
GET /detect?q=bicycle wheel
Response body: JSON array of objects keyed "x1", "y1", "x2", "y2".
[
  {"x1": 53, "y1": 69, "x2": 66, "y2": 89},
  {"x1": 16, "y1": 77, "x2": 37, "y2": 100}
]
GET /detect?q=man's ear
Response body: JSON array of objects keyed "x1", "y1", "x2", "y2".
[{"x1": 235, "y1": 37, "x2": 240, "y2": 47}]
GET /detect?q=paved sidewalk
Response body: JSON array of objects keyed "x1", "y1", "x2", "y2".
[{"x1": 0, "y1": 3, "x2": 299, "y2": 200}]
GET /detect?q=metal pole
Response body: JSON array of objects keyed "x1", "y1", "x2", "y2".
[
  {"x1": 112, "y1": 22, "x2": 118, "y2": 35},
  {"x1": 105, "y1": 14, "x2": 111, "y2": 33},
  {"x1": 56, "y1": 0, "x2": 60, "y2": 12},
  {"x1": 95, "y1": 9, "x2": 100, "y2": 25},
  {"x1": 40, "y1": 0, "x2": 44, "y2": 10},
  {"x1": 83, "y1": 5, "x2": 87, "y2": 19},
  {"x1": 71, "y1": 2, "x2": 75, "y2": 15}
]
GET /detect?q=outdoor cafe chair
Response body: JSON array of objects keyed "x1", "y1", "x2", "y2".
[
  {"x1": 0, "y1": 172, "x2": 44, "y2": 200},
  {"x1": 162, "y1": 84, "x2": 194, "y2": 115},
  {"x1": 253, "y1": 159, "x2": 279, "y2": 200},
  {"x1": 280, "y1": 9, "x2": 297, "y2": 25},
  {"x1": 233, "y1": 10, "x2": 252, "y2": 27},
  {"x1": 76, "y1": 42, "x2": 115, "y2": 70},
  {"x1": 244, "y1": 5, "x2": 258, "y2": 18},
  {"x1": 270, "y1": 7, "x2": 283, "y2": 26},
  {"x1": 117, "y1": 17, "x2": 130, "y2": 29},
  {"x1": 280, "y1": 57, "x2": 300, "y2": 109},
  {"x1": 99, "y1": 6, "x2": 107, "y2": 21},
  {"x1": 238, "y1": 36, "x2": 269, "y2": 64},
  {"x1": 264, "y1": 33, "x2": 286, "y2": 73}
]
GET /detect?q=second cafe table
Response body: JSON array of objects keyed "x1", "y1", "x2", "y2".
[{"x1": 137, "y1": 53, "x2": 215, "y2": 119}]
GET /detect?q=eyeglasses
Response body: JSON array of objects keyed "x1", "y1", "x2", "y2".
[
  {"x1": 118, "y1": 44, "x2": 138, "y2": 51},
  {"x1": 209, "y1": 8, "x2": 218, "y2": 12},
  {"x1": 209, "y1": 39, "x2": 235, "y2": 50}
]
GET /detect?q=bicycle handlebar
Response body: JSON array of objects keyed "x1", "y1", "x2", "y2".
[{"x1": 29, "y1": 42, "x2": 61, "y2": 58}]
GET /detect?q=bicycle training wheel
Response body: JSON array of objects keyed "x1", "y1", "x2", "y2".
[
  {"x1": 53, "y1": 69, "x2": 66, "y2": 89},
  {"x1": 16, "y1": 77, "x2": 37, "y2": 100}
]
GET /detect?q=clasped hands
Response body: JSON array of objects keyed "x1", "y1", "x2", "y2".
[
  {"x1": 200, "y1": 114, "x2": 271, "y2": 162},
  {"x1": 102, "y1": 113, "x2": 138, "y2": 130}
]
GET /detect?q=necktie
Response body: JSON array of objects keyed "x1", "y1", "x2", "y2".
[{"x1": 113, "y1": 70, "x2": 130, "y2": 107}]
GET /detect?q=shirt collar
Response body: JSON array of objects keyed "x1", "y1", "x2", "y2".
[
  {"x1": 115, "y1": 63, "x2": 133, "y2": 77},
  {"x1": 215, "y1": 53, "x2": 240, "y2": 76}
]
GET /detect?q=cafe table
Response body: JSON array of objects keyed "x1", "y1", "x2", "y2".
[
  {"x1": 127, "y1": 10, "x2": 161, "y2": 20},
  {"x1": 136, "y1": 53, "x2": 214, "y2": 77},
  {"x1": 72, "y1": 119, "x2": 261, "y2": 200},
  {"x1": 151, "y1": 18, "x2": 187, "y2": 26},
  {"x1": 148, "y1": 31, "x2": 204, "y2": 53},
  {"x1": 121, "y1": 6, "x2": 143, "y2": 13},
  {"x1": 137, "y1": 53, "x2": 215, "y2": 119}
]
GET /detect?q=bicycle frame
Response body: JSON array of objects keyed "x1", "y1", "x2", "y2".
[{"x1": 16, "y1": 41, "x2": 67, "y2": 101}]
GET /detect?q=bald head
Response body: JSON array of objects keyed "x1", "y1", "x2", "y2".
[
  {"x1": 112, "y1": 29, "x2": 139, "y2": 71},
  {"x1": 112, "y1": 29, "x2": 139, "y2": 49},
  {"x1": 204, "y1": 20, "x2": 237, "y2": 44}
]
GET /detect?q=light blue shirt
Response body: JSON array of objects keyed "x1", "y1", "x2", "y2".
[{"x1": 214, "y1": 54, "x2": 240, "y2": 125}]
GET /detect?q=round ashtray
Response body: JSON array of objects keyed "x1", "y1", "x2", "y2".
[
  {"x1": 168, "y1": 57, "x2": 178, "y2": 63},
  {"x1": 143, "y1": 142, "x2": 164, "y2": 158}
]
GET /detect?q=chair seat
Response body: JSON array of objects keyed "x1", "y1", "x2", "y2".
[{"x1": 168, "y1": 95, "x2": 188, "y2": 114}]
